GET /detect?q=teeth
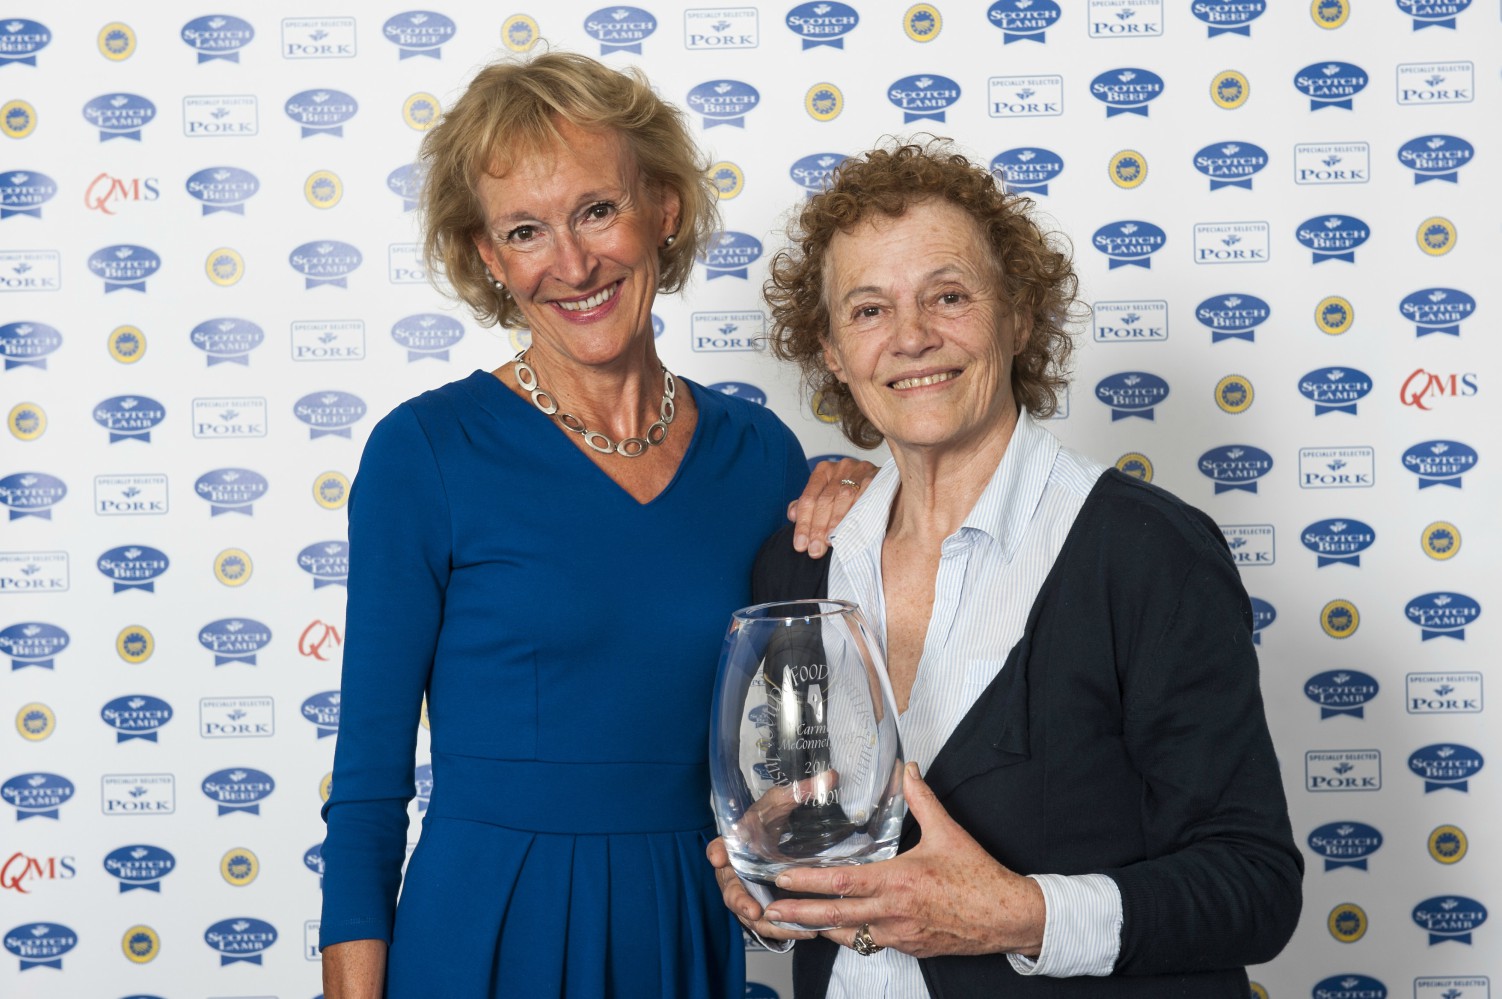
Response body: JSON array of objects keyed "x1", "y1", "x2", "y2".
[
  {"x1": 892, "y1": 371, "x2": 957, "y2": 390},
  {"x1": 557, "y1": 284, "x2": 616, "y2": 312}
]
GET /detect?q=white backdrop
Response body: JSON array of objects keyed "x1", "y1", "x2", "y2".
[{"x1": 1, "y1": 2, "x2": 1496, "y2": 998}]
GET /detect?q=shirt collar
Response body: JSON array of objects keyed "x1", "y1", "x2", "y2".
[{"x1": 829, "y1": 409, "x2": 1060, "y2": 566}]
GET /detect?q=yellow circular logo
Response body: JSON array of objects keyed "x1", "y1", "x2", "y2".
[
  {"x1": 1, "y1": 100, "x2": 37, "y2": 140},
  {"x1": 1249, "y1": 984, "x2": 1269, "y2": 999},
  {"x1": 1327, "y1": 902, "x2": 1366, "y2": 942},
  {"x1": 320, "y1": 771, "x2": 333, "y2": 803},
  {"x1": 1428, "y1": 824, "x2": 1468, "y2": 864},
  {"x1": 99, "y1": 22, "x2": 138, "y2": 60},
  {"x1": 1315, "y1": 296, "x2": 1354, "y2": 335},
  {"x1": 1311, "y1": 0, "x2": 1350, "y2": 28},
  {"x1": 205, "y1": 248, "x2": 244, "y2": 286},
  {"x1": 501, "y1": 14, "x2": 541, "y2": 51},
  {"x1": 1420, "y1": 521, "x2": 1460, "y2": 560},
  {"x1": 121, "y1": 925, "x2": 159, "y2": 963},
  {"x1": 1214, "y1": 375, "x2": 1254, "y2": 414},
  {"x1": 7, "y1": 402, "x2": 46, "y2": 441},
  {"x1": 1210, "y1": 71, "x2": 1249, "y2": 109},
  {"x1": 1108, "y1": 150, "x2": 1147, "y2": 190},
  {"x1": 403, "y1": 92, "x2": 441, "y2": 131},
  {"x1": 709, "y1": 161, "x2": 745, "y2": 200},
  {"x1": 1321, "y1": 599, "x2": 1359, "y2": 639},
  {"x1": 904, "y1": 3, "x2": 942, "y2": 41},
  {"x1": 1417, "y1": 217, "x2": 1456, "y2": 256},
  {"x1": 214, "y1": 548, "x2": 253, "y2": 587},
  {"x1": 16, "y1": 702, "x2": 55, "y2": 741},
  {"x1": 108, "y1": 325, "x2": 147, "y2": 363},
  {"x1": 305, "y1": 170, "x2": 343, "y2": 209},
  {"x1": 509, "y1": 328, "x2": 533, "y2": 353},
  {"x1": 811, "y1": 389, "x2": 841, "y2": 425},
  {"x1": 1115, "y1": 452, "x2": 1153, "y2": 482},
  {"x1": 805, "y1": 82, "x2": 844, "y2": 122},
  {"x1": 220, "y1": 847, "x2": 260, "y2": 886},
  {"x1": 314, "y1": 471, "x2": 350, "y2": 510},
  {"x1": 117, "y1": 625, "x2": 155, "y2": 664}
]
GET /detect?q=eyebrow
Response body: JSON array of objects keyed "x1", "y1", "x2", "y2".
[
  {"x1": 489, "y1": 187, "x2": 628, "y2": 227},
  {"x1": 836, "y1": 265, "x2": 973, "y2": 305}
]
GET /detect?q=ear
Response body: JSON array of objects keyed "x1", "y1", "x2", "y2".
[
  {"x1": 822, "y1": 336, "x2": 848, "y2": 384},
  {"x1": 473, "y1": 232, "x2": 504, "y2": 286},
  {"x1": 657, "y1": 184, "x2": 683, "y2": 243}
]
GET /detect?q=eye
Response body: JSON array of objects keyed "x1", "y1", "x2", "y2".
[
  {"x1": 853, "y1": 305, "x2": 882, "y2": 320},
  {"x1": 583, "y1": 201, "x2": 616, "y2": 222},
  {"x1": 938, "y1": 291, "x2": 965, "y2": 306},
  {"x1": 503, "y1": 225, "x2": 537, "y2": 243}
]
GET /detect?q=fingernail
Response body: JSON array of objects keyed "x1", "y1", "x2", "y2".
[
  {"x1": 906, "y1": 762, "x2": 920, "y2": 778},
  {"x1": 775, "y1": 874, "x2": 792, "y2": 888},
  {"x1": 793, "y1": 533, "x2": 808, "y2": 551},
  {"x1": 764, "y1": 909, "x2": 782, "y2": 921},
  {"x1": 808, "y1": 540, "x2": 826, "y2": 558}
]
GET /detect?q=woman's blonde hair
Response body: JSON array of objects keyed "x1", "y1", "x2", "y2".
[{"x1": 420, "y1": 51, "x2": 718, "y2": 328}]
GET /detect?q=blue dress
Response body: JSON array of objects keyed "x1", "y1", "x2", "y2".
[{"x1": 320, "y1": 370, "x2": 808, "y2": 997}]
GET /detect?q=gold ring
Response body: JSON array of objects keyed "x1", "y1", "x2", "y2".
[
  {"x1": 839, "y1": 478, "x2": 860, "y2": 488},
  {"x1": 852, "y1": 923, "x2": 883, "y2": 956}
]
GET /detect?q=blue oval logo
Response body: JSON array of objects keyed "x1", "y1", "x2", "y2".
[
  {"x1": 301, "y1": 691, "x2": 341, "y2": 737},
  {"x1": 987, "y1": 0, "x2": 1062, "y2": 41},
  {"x1": 1293, "y1": 61, "x2": 1368, "y2": 109},
  {"x1": 0, "y1": 472, "x2": 66, "y2": 519},
  {"x1": 1401, "y1": 439, "x2": 1478, "y2": 487},
  {"x1": 1092, "y1": 221, "x2": 1167, "y2": 269},
  {"x1": 789, "y1": 152, "x2": 847, "y2": 196},
  {"x1": 1399, "y1": 287, "x2": 1475, "y2": 337},
  {"x1": 1191, "y1": 0, "x2": 1266, "y2": 34},
  {"x1": 82, "y1": 93, "x2": 157, "y2": 139},
  {"x1": 97, "y1": 545, "x2": 170, "y2": 592},
  {"x1": 1301, "y1": 518, "x2": 1376, "y2": 566},
  {"x1": 185, "y1": 167, "x2": 260, "y2": 215},
  {"x1": 1192, "y1": 141, "x2": 1268, "y2": 190},
  {"x1": 198, "y1": 618, "x2": 273, "y2": 665},
  {"x1": 0, "y1": 19, "x2": 51, "y2": 65},
  {"x1": 386, "y1": 162, "x2": 425, "y2": 209},
  {"x1": 181, "y1": 15, "x2": 255, "y2": 60},
  {"x1": 382, "y1": 10, "x2": 457, "y2": 56},
  {"x1": 786, "y1": 1, "x2": 859, "y2": 47},
  {"x1": 297, "y1": 540, "x2": 350, "y2": 588},
  {"x1": 1305, "y1": 669, "x2": 1380, "y2": 718},
  {"x1": 1397, "y1": 0, "x2": 1473, "y2": 26},
  {"x1": 697, "y1": 231, "x2": 762, "y2": 280},
  {"x1": 991, "y1": 147, "x2": 1065, "y2": 195},
  {"x1": 1197, "y1": 445, "x2": 1273, "y2": 494},
  {"x1": 101, "y1": 695, "x2": 174, "y2": 742},
  {"x1": 2, "y1": 921, "x2": 77, "y2": 969},
  {"x1": 293, "y1": 391, "x2": 367, "y2": 438},
  {"x1": 289, "y1": 240, "x2": 362, "y2": 288},
  {"x1": 0, "y1": 321, "x2": 63, "y2": 368},
  {"x1": 88, "y1": 244, "x2": 162, "y2": 292},
  {"x1": 1405, "y1": 592, "x2": 1481, "y2": 640},
  {"x1": 391, "y1": 312, "x2": 464, "y2": 359},
  {"x1": 414, "y1": 762, "x2": 434, "y2": 810},
  {"x1": 686, "y1": 79, "x2": 760, "y2": 127},
  {"x1": 191, "y1": 317, "x2": 264, "y2": 364},
  {"x1": 0, "y1": 622, "x2": 69, "y2": 669},
  {"x1": 1398, "y1": 134, "x2": 1474, "y2": 184},
  {"x1": 103, "y1": 844, "x2": 177, "y2": 891},
  {"x1": 1412, "y1": 895, "x2": 1486, "y2": 943},
  {"x1": 1, "y1": 772, "x2": 74, "y2": 818},
  {"x1": 1298, "y1": 367, "x2": 1372, "y2": 415},
  {"x1": 1089, "y1": 67, "x2": 1165, "y2": 116},
  {"x1": 1307, "y1": 821, "x2": 1383, "y2": 871},
  {"x1": 1295, "y1": 214, "x2": 1370, "y2": 263},
  {"x1": 1312, "y1": 974, "x2": 1388, "y2": 998},
  {"x1": 201, "y1": 767, "x2": 275, "y2": 814},
  {"x1": 194, "y1": 468, "x2": 268, "y2": 515},
  {"x1": 583, "y1": 6, "x2": 658, "y2": 53},
  {"x1": 1194, "y1": 294, "x2": 1270, "y2": 344},
  {"x1": 0, "y1": 169, "x2": 57, "y2": 218},
  {"x1": 888, "y1": 73, "x2": 962, "y2": 122},
  {"x1": 707, "y1": 381, "x2": 767, "y2": 407},
  {"x1": 1248, "y1": 597, "x2": 1275, "y2": 642},
  {"x1": 203, "y1": 917, "x2": 278, "y2": 964},
  {"x1": 284, "y1": 88, "x2": 359, "y2": 136},
  {"x1": 304, "y1": 841, "x2": 325, "y2": 878},
  {"x1": 1094, "y1": 372, "x2": 1169, "y2": 421}
]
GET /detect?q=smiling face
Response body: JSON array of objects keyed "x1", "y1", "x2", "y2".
[
  {"x1": 472, "y1": 120, "x2": 680, "y2": 370},
  {"x1": 821, "y1": 199, "x2": 1026, "y2": 458}
]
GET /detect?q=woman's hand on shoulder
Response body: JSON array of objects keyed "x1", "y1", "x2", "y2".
[{"x1": 788, "y1": 458, "x2": 879, "y2": 558}]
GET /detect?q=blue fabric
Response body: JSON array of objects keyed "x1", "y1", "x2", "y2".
[{"x1": 321, "y1": 369, "x2": 809, "y2": 997}]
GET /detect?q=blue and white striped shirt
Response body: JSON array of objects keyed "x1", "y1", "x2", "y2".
[{"x1": 824, "y1": 411, "x2": 1120, "y2": 997}]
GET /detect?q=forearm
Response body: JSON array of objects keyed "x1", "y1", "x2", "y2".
[{"x1": 322, "y1": 938, "x2": 388, "y2": 999}]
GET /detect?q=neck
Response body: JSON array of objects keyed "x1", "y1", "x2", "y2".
[
  {"x1": 519, "y1": 340, "x2": 667, "y2": 441},
  {"x1": 885, "y1": 406, "x2": 1021, "y2": 543}
]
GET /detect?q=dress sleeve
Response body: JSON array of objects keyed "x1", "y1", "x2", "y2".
[
  {"x1": 319, "y1": 403, "x2": 452, "y2": 948},
  {"x1": 778, "y1": 416, "x2": 811, "y2": 509},
  {"x1": 1103, "y1": 528, "x2": 1303, "y2": 975}
]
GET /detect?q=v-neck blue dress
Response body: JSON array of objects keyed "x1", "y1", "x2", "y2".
[{"x1": 320, "y1": 370, "x2": 809, "y2": 997}]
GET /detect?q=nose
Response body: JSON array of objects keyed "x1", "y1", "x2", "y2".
[
  {"x1": 551, "y1": 226, "x2": 596, "y2": 287},
  {"x1": 893, "y1": 304, "x2": 942, "y2": 355}
]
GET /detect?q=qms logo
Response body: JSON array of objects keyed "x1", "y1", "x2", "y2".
[
  {"x1": 83, "y1": 174, "x2": 159, "y2": 215},
  {"x1": 1400, "y1": 369, "x2": 1476, "y2": 410},
  {"x1": 1, "y1": 852, "x2": 76, "y2": 893}
]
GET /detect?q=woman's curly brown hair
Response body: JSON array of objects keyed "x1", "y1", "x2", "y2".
[{"x1": 765, "y1": 140, "x2": 1080, "y2": 449}]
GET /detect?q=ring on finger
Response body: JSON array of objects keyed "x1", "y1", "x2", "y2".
[
  {"x1": 852, "y1": 923, "x2": 884, "y2": 956},
  {"x1": 839, "y1": 478, "x2": 860, "y2": 488}
]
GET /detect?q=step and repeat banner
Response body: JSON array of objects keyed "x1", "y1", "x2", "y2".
[{"x1": 1, "y1": 2, "x2": 1496, "y2": 997}]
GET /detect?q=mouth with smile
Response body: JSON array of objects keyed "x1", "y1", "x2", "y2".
[
  {"x1": 890, "y1": 369, "x2": 960, "y2": 391},
  {"x1": 552, "y1": 279, "x2": 621, "y2": 314}
]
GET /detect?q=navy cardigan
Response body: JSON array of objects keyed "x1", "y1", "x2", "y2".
[{"x1": 751, "y1": 470, "x2": 1302, "y2": 998}]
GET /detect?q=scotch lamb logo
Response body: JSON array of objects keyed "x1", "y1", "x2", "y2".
[
  {"x1": 289, "y1": 240, "x2": 362, "y2": 288},
  {"x1": 383, "y1": 11, "x2": 456, "y2": 58},
  {"x1": 1192, "y1": 141, "x2": 1268, "y2": 190},
  {"x1": 82, "y1": 93, "x2": 157, "y2": 140},
  {"x1": 1298, "y1": 367, "x2": 1372, "y2": 415},
  {"x1": 0, "y1": 18, "x2": 50, "y2": 66},
  {"x1": 0, "y1": 472, "x2": 65, "y2": 520},
  {"x1": 1197, "y1": 445, "x2": 1273, "y2": 494},
  {"x1": 190, "y1": 318, "x2": 264, "y2": 365},
  {"x1": 696, "y1": 231, "x2": 762, "y2": 280},
  {"x1": 181, "y1": 15, "x2": 255, "y2": 62},
  {"x1": 1, "y1": 772, "x2": 74, "y2": 819},
  {"x1": 1400, "y1": 288, "x2": 1474, "y2": 337},
  {"x1": 386, "y1": 163, "x2": 425, "y2": 211},
  {"x1": 198, "y1": 618, "x2": 273, "y2": 665},
  {"x1": 1305, "y1": 669, "x2": 1380, "y2": 718},
  {"x1": 284, "y1": 88, "x2": 359, "y2": 137},
  {"x1": 0, "y1": 170, "x2": 56, "y2": 219},
  {"x1": 888, "y1": 74, "x2": 962, "y2": 123},
  {"x1": 987, "y1": 0, "x2": 1061, "y2": 43},
  {"x1": 583, "y1": 6, "x2": 657, "y2": 55},
  {"x1": 1191, "y1": 0, "x2": 1265, "y2": 35},
  {"x1": 203, "y1": 916, "x2": 278, "y2": 964},
  {"x1": 1293, "y1": 61, "x2": 1368, "y2": 110},
  {"x1": 1313, "y1": 974, "x2": 1389, "y2": 998},
  {"x1": 1398, "y1": 0, "x2": 1472, "y2": 29},
  {"x1": 1092, "y1": 221, "x2": 1166, "y2": 269},
  {"x1": 1405, "y1": 592, "x2": 1480, "y2": 641},
  {"x1": 100, "y1": 695, "x2": 173, "y2": 742},
  {"x1": 1412, "y1": 895, "x2": 1487, "y2": 945},
  {"x1": 93, "y1": 395, "x2": 167, "y2": 443},
  {"x1": 785, "y1": 2, "x2": 859, "y2": 48},
  {"x1": 1307, "y1": 820, "x2": 1383, "y2": 870},
  {"x1": 789, "y1": 153, "x2": 848, "y2": 196},
  {"x1": 297, "y1": 541, "x2": 350, "y2": 588},
  {"x1": 1089, "y1": 67, "x2": 1164, "y2": 117}
]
